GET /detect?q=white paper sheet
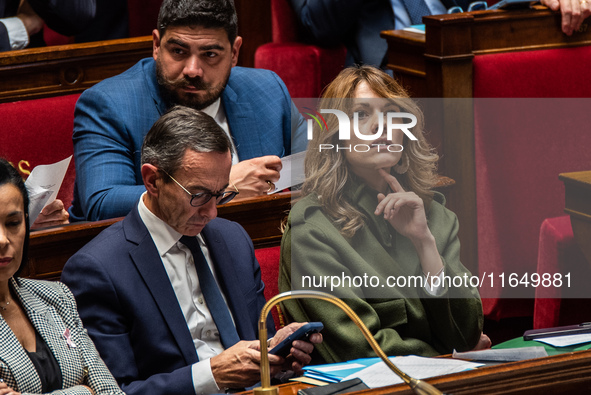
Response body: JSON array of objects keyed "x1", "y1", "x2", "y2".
[
  {"x1": 534, "y1": 333, "x2": 591, "y2": 347},
  {"x1": 25, "y1": 156, "x2": 72, "y2": 224},
  {"x1": 269, "y1": 151, "x2": 306, "y2": 193},
  {"x1": 314, "y1": 363, "x2": 366, "y2": 373},
  {"x1": 343, "y1": 355, "x2": 483, "y2": 389}
]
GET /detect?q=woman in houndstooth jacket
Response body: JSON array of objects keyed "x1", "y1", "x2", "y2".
[{"x1": 0, "y1": 158, "x2": 125, "y2": 395}]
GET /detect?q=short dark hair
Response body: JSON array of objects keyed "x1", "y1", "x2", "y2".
[
  {"x1": 0, "y1": 158, "x2": 30, "y2": 277},
  {"x1": 141, "y1": 105, "x2": 233, "y2": 180},
  {"x1": 157, "y1": 0, "x2": 238, "y2": 44}
]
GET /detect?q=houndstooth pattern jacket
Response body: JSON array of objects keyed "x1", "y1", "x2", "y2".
[{"x1": 0, "y1": 277, "x2": 126, "y2": 395}]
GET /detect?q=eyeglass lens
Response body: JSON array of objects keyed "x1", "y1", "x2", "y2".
[{"x1": 191, "y1": 191, "x2": 236, "y2": 207}]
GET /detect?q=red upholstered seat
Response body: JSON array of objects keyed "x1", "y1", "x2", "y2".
[
  {"x1": 0, "y1": 94, "x2": 80, "y2": 210},
  {"x1": 472, "y1": 46, "x2": 591, "y2": 321},
  {"x1": 534, "y1": 216, "x2": 591, "y2": 329},
  {"x1": 255, "y1": 246, "x2": 286, "y2": 330},
  {"x1": 43, "y1": 25, "x2": 74, "y2": 46},
  {"x1": 254, "y1": 0, "x2": 346, "y2": 98},
  {"x1": 474, "y1": 46, "x2": 591, "y2": 98}
]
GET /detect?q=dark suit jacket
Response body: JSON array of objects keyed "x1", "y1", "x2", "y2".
[
  {"x1": 61, "y1": 205, "x2": 276, "y2": 395},
  {"x1": 289, "y1": 0, "x2": 475, "y2": 68},
  {"x1": 70, "y1": 58, "x2": 307, "y2": 221},
  {"x1": 0, "y1": 0, "x2": 95, "y2": 51},
  {"x1": 289, "y1": 0, "x2": 395, "y2": 68},
  {"x1": 0, "y1": 278, "x2": 124, "y2": 394}
]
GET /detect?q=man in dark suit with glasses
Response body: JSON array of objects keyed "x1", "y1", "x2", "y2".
[{"x1": 62, "y1": 106, "x2": 321, "y2": 395}]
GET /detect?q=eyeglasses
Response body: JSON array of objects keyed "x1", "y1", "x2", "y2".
[
  {"x1": 447, "y1": 1, "x2": 488, "y2": 13},
  {"x1": 161, "y1": 170, "x2": 238, "y2": 207}
]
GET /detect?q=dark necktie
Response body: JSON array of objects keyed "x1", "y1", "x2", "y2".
[
  {"x1": 401, "y1": 0, "x2": 431, "y2": 25},
  {"x1": 179, "y1": 236, "x2": 240, "y2": 349}
]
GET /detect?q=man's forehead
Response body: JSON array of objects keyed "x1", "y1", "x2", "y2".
[
  {"x1": 163, "y1": 25, "x2": 231, "y2": 45},
  {"x1": 176, "y1": 150, "x2": 231, "y2": 185}
]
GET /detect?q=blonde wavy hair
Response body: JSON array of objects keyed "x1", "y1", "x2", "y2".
[{"x1": 301, "y1": 65, "x2": 439, "y2": 238}]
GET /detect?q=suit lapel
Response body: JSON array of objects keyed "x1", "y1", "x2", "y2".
[
  {"x1": 124, "y1": 207, "x2": 199, "y2": 364},
  {"x1": 222, "y1": 81, "x2": 264, "y2": 160},
  {"x1": 14, "y1": 280, "x2": 84, "y2": 389},
  {"x1": 202, "y1": 226, "x2": 255, "y2": 340},
  {"x1": 143, "y1": 58, "x2": 168, "y2": 116},
  {"x1": 0, "y1": 284, "x2": 42, "y2": 393}
]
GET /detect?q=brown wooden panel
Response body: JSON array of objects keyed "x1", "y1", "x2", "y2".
[
  {"x1": 24, "y1": 192, "x2": 293, "y2": 281},
  {"x1": 240, "y1": 350, "x2": 591, "y2": 395},
  {"x1": 25, "y1": 217, "x2": 123, "y2": 281},
  {"x1": 0, "y1": 36, "x2": 153, "y2": 103}
]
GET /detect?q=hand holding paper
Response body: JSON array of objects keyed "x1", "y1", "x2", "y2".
[
  {"x1": 268, "y1": 151, "x2": 306, "y2": 194},
  {"x1": 32, "y1": 199, "x2": 69, "y2": 229},
  {"x1": 25, "y1": 156, "x2": 71, "y2": 228}
]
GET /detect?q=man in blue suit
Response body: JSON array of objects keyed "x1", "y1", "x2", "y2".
[
  {"x1": 62, "y1": 106, "x2": 321, "y2": 395},
  {"x1": 70, "y1": 0, "x2": 308, "y2": 221}
]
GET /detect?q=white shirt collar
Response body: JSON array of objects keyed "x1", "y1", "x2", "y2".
[
  {"x1": 199, "y1": 98, "x2": 238, "y2": 165},
  {"x1": 138, "y1": 193, "x2": 185, "y2": 257},
  {"x1": 201, "y1": 98, "x2": 222, "y2": 122}
]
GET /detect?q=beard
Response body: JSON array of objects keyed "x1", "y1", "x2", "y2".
[{"x1": 156, "y1": 58, "x2": 230, "y2": 110}]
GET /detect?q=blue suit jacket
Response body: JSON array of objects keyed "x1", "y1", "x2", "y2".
[
  {"x1": 61, "y1": 206, "x2": 275, "y2": 395},
  {"x1": 70, "y1": 58, "x2": 307, "y2": 221}
]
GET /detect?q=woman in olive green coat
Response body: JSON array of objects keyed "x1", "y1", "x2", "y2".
[{"x1": 279, "y1": 65, "x2": 489, "y2": 364}]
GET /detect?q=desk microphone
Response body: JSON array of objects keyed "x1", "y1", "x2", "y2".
[{"x1": 253, "y1": 290, "x2": 448, "y2": 395}]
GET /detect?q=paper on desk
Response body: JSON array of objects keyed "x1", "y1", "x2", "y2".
[
  {"x1": 25, "y1": 156, "x2": 72, "y2": 224},
  {"x1": 343, "y1": 355, "x2": 483, "y2": 389},
  {"x1": 269, "y1": 151, "x2": 306, "y2": 193},
  {"x1": 303, "y1": 362, "x2": 368, "y2": 383},
  {"x1": 534, "y1": 333, "x2": 591, "y2": 347},
  {"x1": 290, "y1": 376, "x2": 330, "y2": 386},
  {"x1": 402, "y1": 24, "x2": 426, "y2": 34},
  {"x1": 452, "y1": 347, "x2": 548, "y2": 362}
]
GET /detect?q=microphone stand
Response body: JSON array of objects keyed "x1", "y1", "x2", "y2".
[{"x1": 253, "y1": 290, "x2": 447, "y2": 395}]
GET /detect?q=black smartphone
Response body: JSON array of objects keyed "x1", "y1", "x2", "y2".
[
  {"x1": 523, "y1": 322, "x2": 591, "y2": 340},
  {"x1": 268, "y1": 322, "x2": 324, "y2": 357}
]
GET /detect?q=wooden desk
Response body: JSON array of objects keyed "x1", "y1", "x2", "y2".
[
  {"x1": 560, "y1": 171, "x2": 591, "y2": 266},
  {"x1": 381, "y1": 7, "x2": 591, "y2": 275},
  {"x1": 381, "y1": 7, "x2": 591, "y2": 99},
  {"x1": 25, "y1": 192, "x2": 293, "y2": 281},
  {"x1": 0, "y1": 36, "x2": 153, "y2": 103},
  {"x1": 241, "y1": 350, "x2": 591, "y2": 394}
]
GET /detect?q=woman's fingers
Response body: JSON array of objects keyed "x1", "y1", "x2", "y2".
[{"x1": 378, "y1": 168, "x2": 405, "y2": 193}]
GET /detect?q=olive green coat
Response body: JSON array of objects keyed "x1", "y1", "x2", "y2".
[{"x1": 279, "y1": 182, "x2": 483, "y2": 363}]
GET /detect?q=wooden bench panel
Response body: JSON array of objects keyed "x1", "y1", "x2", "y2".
[
  {"x1": 25, "y1": 192, "x2": 294, "y2": 281},
  {"x1": 0, "y1": 37, "x2": 153, "y2": 103}
]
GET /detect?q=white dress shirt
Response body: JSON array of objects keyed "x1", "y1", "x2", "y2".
[
  {"x1": 0, "y1": 17, "x2": 29, "y2": 50},
  {"x1": 138, "y1": 194, "x2": 237, "y2": 394},
  {"x1": 202, "y1": 98, "x2": 239, "y2": 165}
]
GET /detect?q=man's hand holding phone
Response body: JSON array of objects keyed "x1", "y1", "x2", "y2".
[{"x1": 268, "y1": 322, "x2": 324, "y2": 374}]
